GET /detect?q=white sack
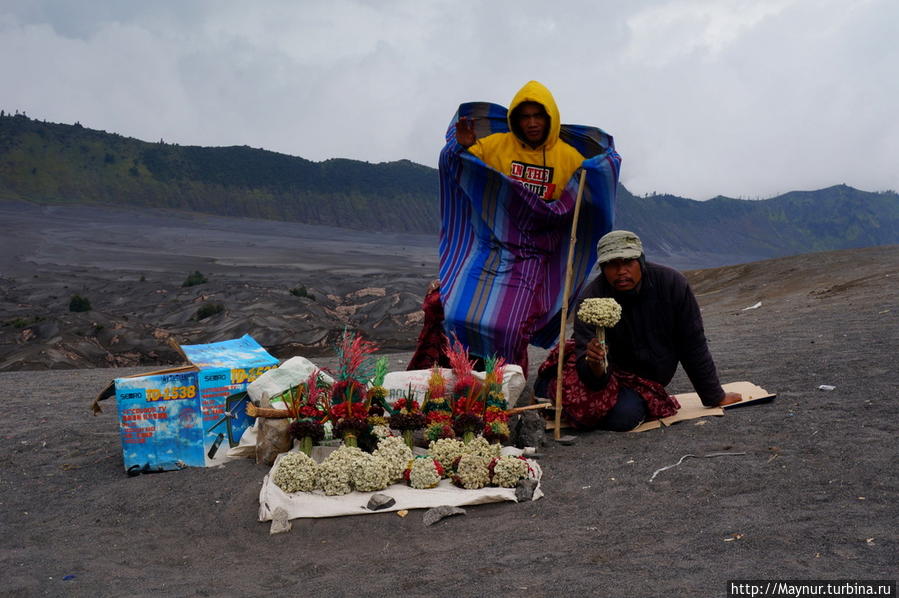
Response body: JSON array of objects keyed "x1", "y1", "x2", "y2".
[{"x1": 247, "y1": 356, "x2": 335, "y2": 407}]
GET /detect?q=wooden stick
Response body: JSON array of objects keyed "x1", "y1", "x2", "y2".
[
  {"x1": 553, "y1": 169, "x2": 588, "y2": 439},
  {"x1": 505, "y1": 403, "x2": 553, "y2": 416},
  {"x1": 245, "y1": 403, "x2": 291, "y2": 419}
]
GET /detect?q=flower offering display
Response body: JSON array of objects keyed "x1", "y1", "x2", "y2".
[
  {"x1": 489, "y1": 455, "x2": 530, "y2": 488},
  {"x1": 272, "y1": 451, "x2": 318, "y2": 493},
  {"x1": 451, "y1": 453, "x2": 491, "y2": 490},
  {"x1": 404, "y1": 456, "x2": 444, "y2": 489},
  {"x1": 366, "y1": 356, "x2": 390, "y2": 416},
  {"x1": 447, "y1": 339, "x2": 485, "y2": 442},
  {"x1": 350, "y1": 452, "x2": 391, "y2": 492},
  {"x1": 329, "y1": 329, "x2": 378, "y2": 448},
  {"x1": 577, "y1": 297, "x2": 622, "y2": 370},
  {"x1": 286, "y1": 369, "x2": 329, "y2": 456},
  {"x1": 422, "y1": 366, "x2": 455, "y2": 441},
  {"x1": 372, "y1": 435, "x2": 413, "y2": 483},
  {"x1": 482, "y1": 356, "x2": 511, "y2": 444},
  {"x1": 316, "y1": 445, "x2": 364, "y2": 496},
  {"x1": 427, "y1": 437, "x2": 466, "y2": 472},
  {"x1": 462, "y1": 436, "x2": 502, "y2": 461},
  {"x1": 388, "y1": 385, "x2": 427, "y2": 450}
]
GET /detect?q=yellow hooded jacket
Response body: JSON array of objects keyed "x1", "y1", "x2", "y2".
[{"x1": 468, "y1": 80, "x2": 585, "y2": 201}]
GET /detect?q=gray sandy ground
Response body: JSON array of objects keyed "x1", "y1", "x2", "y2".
[
  {"x1": 0, "y1": 200, "x2": 896, "y2": 596},
  {"x1": 0, "y1": 201, "x2": 439, "y2": 369}
]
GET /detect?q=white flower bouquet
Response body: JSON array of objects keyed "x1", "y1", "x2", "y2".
[
  {"x1": 373, "y1": 435, "x2": 414, "y2": 483},
  {"x1": 451, "y1": 454, "x2": 491, "y2": 489},
  {"x1": 273, "y1": 451, "x2": 318, "y2": 494},
  {"x1": 317, "y1": 445, "x2": 363, "y2": 496},
  {"x1": 489, "y1": 455, "x2": 530, "y2": 488},
  {"x1": 577, "y1": 297, "x2": 622, "y2": 370},
  {"x1": 351, "y1": 452, "x2": 391, "y2": 492}
]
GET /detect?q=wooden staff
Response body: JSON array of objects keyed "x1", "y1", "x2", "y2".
[{"x1": 553, "y1": 169, "x2": 588, "y2": 439}]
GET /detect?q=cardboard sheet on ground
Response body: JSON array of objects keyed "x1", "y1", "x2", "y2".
[
  {"x1": 258, "y1": 447, "x2": 543, "y2": 521},
  {"x1": 632, "y1": 381, "x2": 774, "y2": 432},
  {"x1": 546, "y1": 381, "x2": 775, "y2": 432}
]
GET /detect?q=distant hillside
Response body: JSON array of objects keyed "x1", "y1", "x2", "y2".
[
  {"x1": 2, "y1": 113, "x2": 897, "y2": 265},
  {"x1": 0, "y1": 113, "x2": 437, "y2": 232},
  {"x1": 615, "y1": 185, "x2": 899, "y2": 267}
]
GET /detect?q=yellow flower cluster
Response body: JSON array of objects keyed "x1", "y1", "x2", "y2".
[
  {"x1": 577, "y1": 297, "x2": 622, "y2": 328},
  {"x1": 272, "y1": 451, "x2": 318, "y2": 494}
]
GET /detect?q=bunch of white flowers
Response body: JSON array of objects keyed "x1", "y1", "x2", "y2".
[
  {"x1": 373, "y1": 435, "x2": 414, "y2": 483},
  {"x1": 272, "y1": 451, "x2": 318, "y2": 494},
  {"x1": 577, "y1": 297, "x2": 622, "y2": 328},
  {"x1": 370, "y1": 424, "x2": 392, "y2": 440},
  {"x1": 408, "y1": 457, "x2": 442, "y2": 489},
  {"x1": 453, "y1": 454, "x2": 491, "y2": 489},
  {"x1": 463, "y1": 436, "x2": 502, "y2": 460},
  {"x1": 428, "y1": 438, "x2": 466, "y2": 472},
  {"x1": 317, "y1": 445, "x2": 363, "y2": 496},
  {"x1": 490, "y1": 456, "x2": 529, "y2": 488},
  {"x1": 351, "y1": 452, "x2": 391, "y2": 492}
]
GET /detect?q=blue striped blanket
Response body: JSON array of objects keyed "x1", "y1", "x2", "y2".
[{"x1": 438, "y1": 102, "x2": 620, "y2": 366}]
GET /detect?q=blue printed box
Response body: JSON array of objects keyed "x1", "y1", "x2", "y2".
[{"x1": 115, "y1": 334, "x2": 279, "y2": 473}]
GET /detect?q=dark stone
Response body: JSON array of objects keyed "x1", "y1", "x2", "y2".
[
  {"x1": 515, "y1": 478, "x2": 539, "y2": 502},
  {"x1": 512, "y1": 410, "x2": 547, "y2": 449},
  {"x1": 367, "y1": 493, "x2": 396, "y2": 511},
  {"x1": 422, "y1": 506, "x2": 466, "y2": 526}
]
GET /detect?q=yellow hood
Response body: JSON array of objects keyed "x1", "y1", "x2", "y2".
[{"x1": 507, "y1": 80, "x2": 562, "y2": 150}]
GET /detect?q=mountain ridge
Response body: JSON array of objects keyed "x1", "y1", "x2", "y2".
[{"x1": 2, "y1": 112, "x2": 897, "y2": 266}]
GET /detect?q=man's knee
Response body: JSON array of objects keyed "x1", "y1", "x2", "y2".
[{"x1": 599, "y1": 386, "x2": 647, "y2": 432}]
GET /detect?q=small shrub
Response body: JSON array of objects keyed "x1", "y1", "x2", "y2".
[
  {"x1": 69, "y1": 295, "x2": 92, "y2": 312},
  {"x1": 195, "y1": 303, "x2": 224, "y2": 320},
  {"x1": 5, "y1": 316, "x2": 42, "y2": 328},
  {"x1": 290, "y1": 285, "x2": 316, "y2": 301},
  {"x1": 139, "y1": 274, "x2": 146, "y2": 282},
  {"x1": 182, "y1": 270, "x2": 208, "y2": 287}
]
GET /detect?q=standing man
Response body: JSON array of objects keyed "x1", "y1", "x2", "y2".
[
  {"x1": 434, "y1": 81, "x2": 621, "y2": 373},
  {"x1": 537, "y1": 230, "x2": 742, "y2": 430}
]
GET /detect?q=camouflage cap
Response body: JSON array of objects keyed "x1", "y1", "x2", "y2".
[{"x1": 597, "y1": 230, "x2": 643, "y2": 263}]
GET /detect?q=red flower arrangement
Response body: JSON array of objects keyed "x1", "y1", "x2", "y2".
[
  {"x1": 329, "y1": 329, "x2": 378, "y2": 448},
  {"x1": 284, "y1": 369, "x2": 329, "y2": 456},
  {"x1": 389, "y1": 393, "x2": 427, "y2": 449},
  {"x1": 447, "y1": 338, "x2": 485, "y2": 443}
]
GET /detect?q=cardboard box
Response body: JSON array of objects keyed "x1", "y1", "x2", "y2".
[{"x1": 114, "y1": 334, "x2": 279, "y2": 472}]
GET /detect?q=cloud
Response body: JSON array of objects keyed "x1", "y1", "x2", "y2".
[{"x1": 1, "y1": 0, "x2": 896, "y2": 200}]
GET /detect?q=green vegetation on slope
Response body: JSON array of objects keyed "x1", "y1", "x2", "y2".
[{"x1": 0, "y1": 113, "x2": 438, "y2": 232}]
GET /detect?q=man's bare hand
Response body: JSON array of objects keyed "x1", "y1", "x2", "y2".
[
  {"x1": 455, "y1": 117, "x2": 476, "y2": 148},
  {"x1": 718, "y1": 392, "x2": 742, "y2": 407},
  {"x1": 585, "y1": 338, "x2": 607, "y2": 376}
]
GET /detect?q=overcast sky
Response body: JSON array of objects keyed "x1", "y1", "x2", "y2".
[{"x1": 2, "y1": 0, "x2": 896, "y2": 200}]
